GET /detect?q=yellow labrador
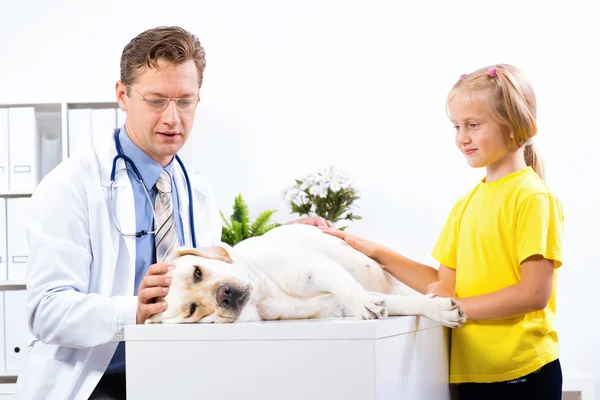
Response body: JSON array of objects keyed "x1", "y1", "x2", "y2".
[{"x1": 149, "y1": 224, "x2": 465, "y2": 327}]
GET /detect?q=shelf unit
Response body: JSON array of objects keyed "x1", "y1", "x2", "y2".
[{"x1": 0, "y1": 101, "x2": 121, "y2": 389}]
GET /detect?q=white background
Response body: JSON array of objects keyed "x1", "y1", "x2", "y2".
[{"x1": 1, "y1": 0, "x2": 598, "y2": 395}]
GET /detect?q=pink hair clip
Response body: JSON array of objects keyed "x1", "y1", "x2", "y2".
[
  {"x1": 488, "y1": 67, "x2": 498, "y2": 77},
  {"x1": 459, "y1": 73, "x2": 467, "y2": 79}
]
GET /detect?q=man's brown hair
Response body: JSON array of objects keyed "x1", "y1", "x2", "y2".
[{"x1": 120, "y1": 26, "x2": 206, "y2": 88}]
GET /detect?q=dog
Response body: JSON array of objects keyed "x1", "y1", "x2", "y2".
[{"x1": 149, "y1": 224, "x2": 466, "y2": 327}]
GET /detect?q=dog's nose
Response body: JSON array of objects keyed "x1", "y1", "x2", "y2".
[{"x1": 217, "y1": 285, "x2": 236, "y2": 308}]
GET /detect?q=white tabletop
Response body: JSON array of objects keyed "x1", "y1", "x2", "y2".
[{"x1": 125, "y1": 315, "x2": 441, "y2": 342}]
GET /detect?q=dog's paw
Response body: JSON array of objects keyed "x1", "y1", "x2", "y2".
[
  {"x1": 347, "y1": 294, "x2": 387, "y2": 320},
  {"x1": 423, "y1": 296, "x2": 466, "y2": 328}
]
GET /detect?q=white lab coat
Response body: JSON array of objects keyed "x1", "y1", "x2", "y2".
[{"x1": 14, "y1": 143, "x2": 222, "y2": 400}]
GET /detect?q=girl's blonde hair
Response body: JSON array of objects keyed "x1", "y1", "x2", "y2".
[{"x1": 448, "y1": 64, "x2": 544, "y2": 180}]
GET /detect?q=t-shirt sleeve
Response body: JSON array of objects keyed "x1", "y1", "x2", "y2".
[
  {"x1": 517, "y1": 193, "x2": 564, "y2": 268},
  {"x1": 431, "y1": 197, "x2": 467, "y2": 270}
]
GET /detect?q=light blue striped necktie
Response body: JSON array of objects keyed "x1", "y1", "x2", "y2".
[{"x1": 154, "y1": 170, "x2": 179, "y2": 263}]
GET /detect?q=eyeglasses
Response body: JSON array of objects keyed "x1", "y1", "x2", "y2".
[{"x1": 128, "y1": 84, "x2": 200, "y2": 112}]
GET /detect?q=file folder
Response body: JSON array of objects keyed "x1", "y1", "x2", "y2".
[
  {"x1": 8, "y1": 107, "x2": 38, "y2": 193},
  {"x1": 0, "y1": 198, "x2": 6, "y2": 281},
  {"x1": 0, "y1": 109, "x2": 8, "y2": 192},
  {"x1": 0, "y1": 292, "x2": 5, "y2": 371},
  {"x1": 6, "y1": 198, "x2": 30, "y2": 281}
]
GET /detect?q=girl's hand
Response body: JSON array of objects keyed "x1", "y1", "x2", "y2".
[
  {"x1": 319, "y1": 227, "x2": 379, "y2": 259},
  {"x1": 290, "y1": 216, "x2": 334, "y2": 228},
  {"x1": 427, "y1": 280, "x2": 456, "y2": 300}
]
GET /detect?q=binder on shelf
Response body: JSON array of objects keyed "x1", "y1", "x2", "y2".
[
  {"x1": 0, "y1": 198, "x2": 6, "y2": 281},
  {"x1": 4, "y1": 290, "x2": 32, "y2": 371},
  {"x1": 0, "y1": 109, "x2": 8, "y2": 192},
  {"x1": 67, "y1": 108, "x2": 92, "y2": 158},
  {"x1": 91, "y1": 108, "x2": 117, "y2": 151},
  {"x1": 6, "y1": 198, "x2": 30, "y2": 281},
  {"x1": 0, "y1": 292, "x2": 5, "y2": 372},
  {"x1": 8, "y1": 107, "x2": 38, "y2": 193}
]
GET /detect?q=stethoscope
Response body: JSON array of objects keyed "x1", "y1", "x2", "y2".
[{"x1": 109, "y1": 128, "x2": 197, "y2": 247}]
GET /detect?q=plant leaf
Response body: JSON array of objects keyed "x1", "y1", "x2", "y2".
[
  {"x1": 250, "y1": 210, "x2": 276, "y2": 236},
  {"x1": 232, "y1": 194, "x2": 250, "y2": 239},
  {"x1": 220, "y1": 210, "x2": 232, "y2": 230}
]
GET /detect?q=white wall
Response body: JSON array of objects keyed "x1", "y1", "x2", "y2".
[{"x1": 1, "y1": 0, "x2": 599, "y2": 394}]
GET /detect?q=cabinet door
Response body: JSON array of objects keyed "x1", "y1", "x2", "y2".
[{"x1": 4, "y1": 290, "x2": 31, "y2": 371}]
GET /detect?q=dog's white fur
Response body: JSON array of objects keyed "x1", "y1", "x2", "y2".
[{"x1": 149, "y1": 224, "x2": 466, "y2": 327}]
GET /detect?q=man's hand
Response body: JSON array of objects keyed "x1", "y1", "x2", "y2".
[
  {"x1": 136, "y1": 263, "x2": 174, "y2": 324},
  {"x1": 319, "y1": 227, "x2": 379, "y2": 259},
  {"x1": 426, "y1": 280, "x2": 457, "y2": 301},
  {"x1": 289, "y1": 216, "x2": 334, "y2": 228}
]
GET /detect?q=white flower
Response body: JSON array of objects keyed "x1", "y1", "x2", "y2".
[
  {"x1": 329, "y1": 181, "x2": 341, "y2": 192},
  {"x1": 309, "y1": 185, "x2": 319, "y2": 196},
  {"x1": 334, "y1": 172, "x2": 346, "y2": 183},
  {"x1": 341, "y1": 180, "x2": 354, "y2": 189},
  {"x1": 295, "y1": 191, "x2": 308, "y2": 203},
  {"x1": 305, "y1": 174, "x2": 318, "y2": 185},
  {"x1": 284, "y1": 188, "x2": 299, "y2": 203},
  {"x1": 317, "y1": 184, "x2": 328, "y2": 198},
  {"x1": 300, "y1": 182, "x2": 309, "y2": 190}
]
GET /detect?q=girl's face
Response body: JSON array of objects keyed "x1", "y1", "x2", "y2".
[{"x1": 448, "y1": 92, "x2": 515, "y2": 171}]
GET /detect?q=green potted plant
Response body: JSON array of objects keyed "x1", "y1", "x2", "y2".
[{"x1": 220, "y1": 194, "x2": 280, "y2": 246}]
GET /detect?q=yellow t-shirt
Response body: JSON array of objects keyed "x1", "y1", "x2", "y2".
[{"x1": 431, "y1": 167, "x2": 564, "y2": 384}]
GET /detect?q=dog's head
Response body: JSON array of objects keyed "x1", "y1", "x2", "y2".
[{"x1": 148, "y1": 246, "x2": 252, "y2": 324}]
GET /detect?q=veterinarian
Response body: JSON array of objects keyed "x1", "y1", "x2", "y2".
[
  {"x1": 15, "y1": 26, "x2": 331, "y2": 400},
  {"x1": 322, "y1": 64, "x2": 564, "y2": 400}
]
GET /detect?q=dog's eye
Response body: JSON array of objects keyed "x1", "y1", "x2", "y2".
[{"x1": 193, "y1": 266, "x2": 202, "y2": 283}]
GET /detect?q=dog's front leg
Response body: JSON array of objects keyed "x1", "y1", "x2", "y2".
[
  {"x1": 297, "y1": 261, "x2": 387, "y2": 320},
  {"x1": 377, "y1": 293, "x2": 466, "y2": 328}
]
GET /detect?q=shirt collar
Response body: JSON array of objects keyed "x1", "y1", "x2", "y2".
[{"x1": 118, "y1": 127, "x2": 176, "y2": 190}]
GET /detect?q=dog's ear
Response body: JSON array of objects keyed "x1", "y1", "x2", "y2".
[{"x1": 176, "y1": 247, "x2": 233, "y2": 264}]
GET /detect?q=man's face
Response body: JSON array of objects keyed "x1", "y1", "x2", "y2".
[{"x1": 116, "y1": 59, "x2": 200, "y2": 167}]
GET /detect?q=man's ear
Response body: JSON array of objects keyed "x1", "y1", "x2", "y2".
[
  {"x1": 176, "y1": 247, "x2": 233, "y2": 264},
  {"x1": 115, "y1": 80, "x2": 128, "y2": 111}
]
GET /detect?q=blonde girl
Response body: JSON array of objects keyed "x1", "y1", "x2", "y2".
[{"x1": 322, "y1": 64, "x2": 564, "y2": 400}]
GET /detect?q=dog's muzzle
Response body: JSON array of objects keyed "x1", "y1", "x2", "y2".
[{"x1": 216, "y1": 284, "x2": 251, "y2": 310}]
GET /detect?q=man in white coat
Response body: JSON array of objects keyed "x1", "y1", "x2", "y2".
[{"x1": 15, "y1": 26, "x2": 330, "y2": 400}]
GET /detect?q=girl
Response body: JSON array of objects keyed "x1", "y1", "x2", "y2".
[{"x1": 322, "y1": 64, "x2": 564, "y2": 400}]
